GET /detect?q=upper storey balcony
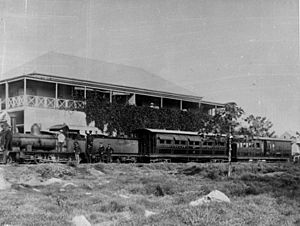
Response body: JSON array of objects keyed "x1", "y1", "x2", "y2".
[
  {"x1": 0, "y1": 79, "x2": 86, "y2": 111},
  {"x1": 0, "y1": 77, "x2": 221, "y2": 115}
]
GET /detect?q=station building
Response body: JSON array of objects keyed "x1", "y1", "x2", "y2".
[{"x1": 0, "y1": 52, "x2": 224, "y2": 133}]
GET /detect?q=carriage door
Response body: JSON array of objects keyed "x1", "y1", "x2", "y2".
[
  {"x1": 263, "y1": 141, "x2": 268, "y2": 156},
  {"x1": 140, "y1": 132, "x2": 149, "y2": 156},
  {"x1": 231, "y1": 143, "x2": 238, "y2": 162}
]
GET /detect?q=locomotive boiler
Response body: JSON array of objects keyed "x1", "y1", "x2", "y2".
[
  {"x1": 2, "y1": 122, "x2": 78, "y2": 164},
  {"x1": 12, "y1": 133, "x2": 57, "y2": 151}
]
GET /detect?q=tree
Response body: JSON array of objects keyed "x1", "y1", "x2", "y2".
[
  {"x1": 242, "y1": 115, "x2": 275, "y2": 137},
  {"x1": 207, "y1": 102, "x2": 244, "y2": 177},
  {"x1": 208, "y1": 102, "x2": 244, "y2": 134}
]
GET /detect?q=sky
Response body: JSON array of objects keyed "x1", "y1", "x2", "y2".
[{"x1": 0, "y1": 0, "x2": 299, "y2": 135}]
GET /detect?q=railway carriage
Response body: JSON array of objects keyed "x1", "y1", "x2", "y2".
[
  {"x1": 232, "y1": 136, "x2": 291, "y2": 162},
  {"x1": 133, "y1": 129, "x2": 228, "y2": 162}
]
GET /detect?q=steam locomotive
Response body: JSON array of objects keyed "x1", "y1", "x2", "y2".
[
  {"x1": 1, "y1": 124, "x2": 292, "y2": 164},
  {"x1": 1, "y1": 123, "x2": 140, "y2": 164}
]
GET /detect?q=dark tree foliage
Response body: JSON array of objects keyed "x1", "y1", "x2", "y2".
[
  {"x1": 84, "y1": 94, "x2": 212, "y2": 136},
  {"x1": 242, "y1": 114, "x2": 276, "y2": 137},
  {"x1": 207, "y1": 103, "x2": 245, "y2": 135}
]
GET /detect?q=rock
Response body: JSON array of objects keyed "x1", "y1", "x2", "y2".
[
  {"x1": 72, "y1": 215, "x2": 91, "y2": 226},
  {"x1": 207, "y1": 190, "x2": 230, "y2": 203},
  {"x1": 62, "y1": 182, "x2": 78, "y2": 188},
  {"x1": 190, "y1": 197, "x2": 209, "y2": 206},
  {"x1": 89, "y1": 168, "x2": 105, "y2": 177},
  {"x1": 94, "y1": 221, "x2": 115, "y2": 226},
  {"x1": 98, "y1": 180, "x2": 110, "y2": 186},
  {"x1": 32, "y1": 188, "x2": 41, "y2": 192},
  {"x1": 145, "y1": 210, "x2": 157, "y2": 218},
  {"x1": 20, "y1": 177, "x2": 64, "y2": 187},
  {"x1": 190, "y1": 190, "x2": 230, "y2": 206},
  {"x1": 263, "y1": 172, "x2": 285, "y2": 177},
  {"x1": 119, "y1": 194, "x2": 130, "y2": 199},
  {"x1": 0, "y1": 168, "x2": 11, "y2": 190},
  {"x1": 42, "y1": 178, "x2": 64, "y2": 185}
]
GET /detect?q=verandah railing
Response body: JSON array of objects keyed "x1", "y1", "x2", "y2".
[{"x1": 5, "y1": 95, "x2": 85, "y2": 111}]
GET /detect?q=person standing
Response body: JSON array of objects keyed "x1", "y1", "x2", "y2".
[
  {"x1": 57, "y1": 130, "x2": 66, "y2": 152},
  {"x1": 105, "y1": 144, "x2": 114, "y2": 163},
  {"x1": 0, "y1": 122, "x2": 12, "y2": 163},
  {"x1": 73, "y1": 140, "x2": 81, "y2": 164},
  {"x1": 85, "y1": 131, "x2": 93, "y2": 163},
  {"x1": 98, "y1": 142, "x2": 105, "y2": 162},
  {"x1": 0, "y1": 123, "x2": 5, "y2": 149}
]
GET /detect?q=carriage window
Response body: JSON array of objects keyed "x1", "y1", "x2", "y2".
[
  {"x1": 256, "y1": 143, "x2": 260, "y2": 148},
  {"x1": 181, "y1": 140, "x2": 187, "y2": 145},
  {"x1": 166, "y1": 140, "x2": 172, "y2": 144},
  {"x1": 159, "y1": 139, "x2": 165, "y2": 144},
  {"x1": 195, "y1": 141, "x2": 200, "y2": 145},
  {"x1": 219, "y1": 142, "x2": 225, "y2": 147},
  {"x1": 189, "y1": 141, "x2": 194, "y2": 145},
  {"x1": 208, "y1": 142, "x2": 213, "y2": 146},
  {"x1": 175, "y1": 140, "x2": 180, "y2": 145},
  {"x1": 203, "y1": 141, "x2": 207, "y2": 146}
]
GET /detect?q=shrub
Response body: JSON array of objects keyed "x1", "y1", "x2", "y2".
[
  {"x1": 154, "y1": 185, "x2": 164, "y2": 197},
  {"x1": 84, "y1": 96, "x2": 211, "y2": 136},
  {"x1": 93, "y1": 164, "x2": 106, "y2": 174},
  {"x1": 206, "y1": 169, "x2": 220, "y2": 180},
  {"x1": 99, "y1": 201, "x2": 125, "y2": 213},
  {"x1": 34, "y1": 164, "x2": 76, "y2": 178}
]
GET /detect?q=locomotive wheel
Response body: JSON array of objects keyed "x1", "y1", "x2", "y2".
[
  {"x1": 5, "y1": 155, "x2": 12, "y2": 164},
  {"x1": 34, "y1": 157, "x2": 43, "y2": 164}
]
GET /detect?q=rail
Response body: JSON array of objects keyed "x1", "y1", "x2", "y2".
[{"x1": 6, "y1": 95, "x2": 85, "y2": 111}]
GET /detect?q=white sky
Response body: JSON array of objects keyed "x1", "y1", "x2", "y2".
[{"x1": 0, "y1": 0, "x2": 299, "y2": 135}]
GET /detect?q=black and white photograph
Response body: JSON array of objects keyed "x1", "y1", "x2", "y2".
[{"x1": 0, "y1": 0, "x2": 299, "y2": 225}]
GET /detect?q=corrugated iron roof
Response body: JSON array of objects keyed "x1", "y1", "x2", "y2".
[
  {"x1": 137, "y1": 128, "x2": 199, "y2": 136},
  {"x1": 2, "y1": 52, "x2": 199, "y2": 98}
]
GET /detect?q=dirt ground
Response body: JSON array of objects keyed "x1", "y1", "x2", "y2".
[{"x1": 0, "y1": 162, "x2": 299, "y2": 226}]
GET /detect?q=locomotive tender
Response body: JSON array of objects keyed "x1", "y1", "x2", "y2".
[{"x1": 0, "y1": 123, "x2": 292, "y2": 164}]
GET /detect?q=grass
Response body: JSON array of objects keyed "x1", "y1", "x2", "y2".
[{"x1": 0, "y1": 162, "x2": 299, "y2": 225}]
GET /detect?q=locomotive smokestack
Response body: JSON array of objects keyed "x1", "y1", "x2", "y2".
[
  {"x1": 11, "y1": 116, "x2": 17, "y2": 134},
  {"x1": 31, "y1": 123, "x2": 41, "y2": 135}
]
